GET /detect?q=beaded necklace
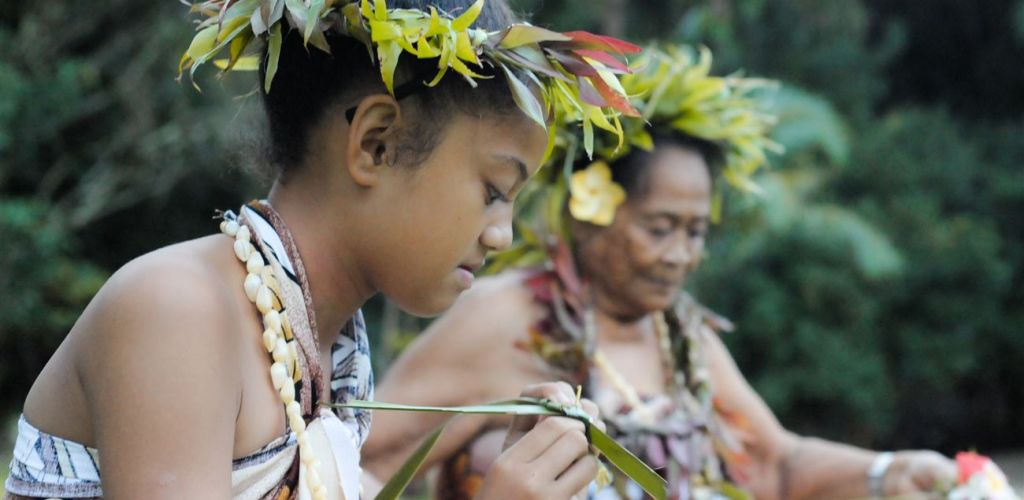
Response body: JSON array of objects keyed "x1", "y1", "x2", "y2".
[{"x1": 219, "y1": 217, "x2": 330, "y2": 500}]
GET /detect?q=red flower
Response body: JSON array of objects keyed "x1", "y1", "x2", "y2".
[{"x1": 956, "y1": 451, "x2": 991, "y2": 484}]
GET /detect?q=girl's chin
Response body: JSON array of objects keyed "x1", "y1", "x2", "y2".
[{"x1": 392, "y1": 283, "x2": 464, "y2": 318}]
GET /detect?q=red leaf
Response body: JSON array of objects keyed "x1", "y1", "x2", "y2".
[
  {"x1": 546, "y1": 49, "x2": 598, "y2": 77},
  {"x1": 590, "y1": 73, "x2": 640, "y2": 117},
  {"x1": 574, "y1": 48, "x2": 630, "y2": 73},
  {"x1": 563, "y1": 31, "x2": 642, "y2": 56},
  {"x1": 576, "y1": 76, "x2": 607, "y2": 107},
  {"x1": 551, "y1": 240, "x2": 582, "y2": 298}
]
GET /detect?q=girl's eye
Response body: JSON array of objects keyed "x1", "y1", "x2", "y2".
[
  {"x1": 689, "y1": 227, "x2": 708, "y2": 239},
  {"x1": 485, "y1": 184, "x2": 508, "y2": 206}
]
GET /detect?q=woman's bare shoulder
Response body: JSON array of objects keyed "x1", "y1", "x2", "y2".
[
  {"x1": 379, "y1": 270, "x2": 547, "y2": 396},
  {"x1": 429, "y1": 270, "x2": 540, "y2": 346}
]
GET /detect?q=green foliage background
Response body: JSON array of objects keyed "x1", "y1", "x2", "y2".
[{"x1": 1, "y1": 0, "x2": 1022, "y2": 458}]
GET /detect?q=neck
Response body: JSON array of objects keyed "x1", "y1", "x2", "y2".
[
  {"x1": 593, "y1": 305, "x2": 654, "y2": 344},
  {"x1": 268, "y1": 178, "x2": 375, "y2": 350}
]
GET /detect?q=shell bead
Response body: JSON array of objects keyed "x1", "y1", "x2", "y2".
[
  {"x1": 272, "y1": 338, "x2": 289, "y2": 363},
  {"x1": 235, "y1": 225, "x2": 251, "y2": 243},
  {"x1": 256, "y1": 285, "x2": 274, "y2": 314},
  {"x1": 246, "y1": 253, "x2": 265, "y2": 274},
  {"x1": 263, "y1": 310, "x2": 282, "y2": 334},
  {"x1": 289, "y1": 412, "x2": 306, "y2": 434},
  {"x1": 224, "y1": 220, "x2": 239, "y2": 237},
  {"x1": 279, "y1": 380, "x2": 295, "y2": 404},
  {"x1": 263, "y1": 329, "x2": 279, "y2": 353},
  {"x1": 306, "y1": 468, "x2": 322, "y2": 493},
  {"x1": 233, "y1": 240, "x2": 252, "y2": 262},
  {"x1": 244, "y1": 273, "x2": 262, "y2": 302},
  {"x1": 270, "y1": 362, "x2": 289, "y2": 389}
]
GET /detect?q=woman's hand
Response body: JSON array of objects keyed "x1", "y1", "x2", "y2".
[
  {"x1": 885, "y1": 450, "x2": 958, "y2": 496},
  {"x1": 476, "y1": 382, "x2": 602, "y2": 500}
]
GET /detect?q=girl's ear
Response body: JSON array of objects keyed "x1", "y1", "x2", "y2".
[{"x1": 344, "y1": 94, "x2": 402, "y2": 187}]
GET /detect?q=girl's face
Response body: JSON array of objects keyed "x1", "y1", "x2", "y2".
[
  {"x1": 577, "y1": 145, "x2": 712, "y2": 320},
  {"x1": 367, "y1": 112, "x2": 547, "y2": 316}
]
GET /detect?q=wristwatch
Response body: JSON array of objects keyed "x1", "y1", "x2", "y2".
[{"x1": 868, "y1": 451, "x2": 895, "y2": 499}]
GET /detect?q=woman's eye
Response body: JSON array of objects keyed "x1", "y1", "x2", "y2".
[
  {"x1": 689, "y1": 227, "x2": 708, "y2": 239},
  {"x1": 648, "y1": 226, "x2": 672, "y2": 238},
  {"x1": 485, "y1": 184, "x2": 508, "y2": 206}
]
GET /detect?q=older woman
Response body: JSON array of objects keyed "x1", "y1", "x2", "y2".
[{"x1": 363, "y1": 46, "x2": 957, "y2": 499}]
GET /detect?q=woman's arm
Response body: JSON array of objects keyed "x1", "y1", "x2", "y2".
[
  {"x1": 703, "y1": 327, "x2": 955, "y2": 499},
  {"x1": 79, "y1": 260, "x2": 243, "y2": 499}
]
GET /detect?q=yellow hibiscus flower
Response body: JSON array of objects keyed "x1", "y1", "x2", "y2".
[{"x1": 569, "y1": 161, "x2": 627, "y2": 226}]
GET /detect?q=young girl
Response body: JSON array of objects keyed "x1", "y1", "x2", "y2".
[{"x1": 4, "y1": 0, "x2": 637, "y2": 498}]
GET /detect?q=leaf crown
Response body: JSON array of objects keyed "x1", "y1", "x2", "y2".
[{"x1": 179, "y1": 0, "x2": 643, "y2": 156}]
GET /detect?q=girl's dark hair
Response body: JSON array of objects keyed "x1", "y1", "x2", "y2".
[
  {"x1": 259, "y1": 0, "x2": 521, "y2": 173},
  {"x1": 576, "y1": 131, "x2": 725, "y2": 198}
]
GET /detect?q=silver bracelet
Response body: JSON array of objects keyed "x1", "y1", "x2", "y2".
[{"x1": 868, "y1": 451, "x2": 895, "y2": 499}]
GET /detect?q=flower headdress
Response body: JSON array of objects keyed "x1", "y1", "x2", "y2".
[
  {"x1": 179, "y1": 0, "x2": 641, "y2": 156},
  {"x1": 558, "y1": 44, "x2": 782, "y2": 226},
  {"x1": 485, "y1": 44, "x2": 782, "y2": 273}
]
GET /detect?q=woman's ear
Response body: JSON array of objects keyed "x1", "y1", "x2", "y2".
[{"x1": 344, "y1": 94, "x2": 402, "y2": 187}]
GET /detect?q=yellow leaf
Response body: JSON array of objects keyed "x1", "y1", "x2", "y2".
[
  {"x1": 370, "y1": 20, "x2": 402, "y2": 41},
  {"x1": 497, "y1": 24, "x2": 571, "y2": 49},
  {"x1": 426, "y1": 7, "x2": 442, "y2": 36},
  {"x1": 373, "y1": 0, "x2": 387, "y2": 21},
  {"x1": 264, "y1": 23, "x2": 283, "y2": 93},
  {"x1": 218, "y1": 15, "x2": 250, "y2": 43},
  {"x1": 416, "y1": 36, "x2": 440, "y2": 58},
  {"x1": 582, "y1": 114, "x2": 595, "y2": 158},
  {"x1": 360, "y1": 0, "x2": 373, "y2": 20},
  {"x1": 455, "y1": 31, "x2": 479, "y2": 64},
  {"x1": 451, "y1": 0, "x2": 483, "y2": 31},
  {"x1": 377, "y1": 40, "x2": 403, "y2": 94},
  {"x1": 451, "y1": 57, "x2": 486, "y2": 83},
  {"x1": 214, "y1": 55, "x2": 260, "y2": 70},
  {"x1": 679, "y1": 78, "x2": 726, "y2": 110},
  {"x1": 304, "y1": 0, "x2": 325, "y2": 43},
  {"x1": 426, "y1": 35, "x2": 455, "y2": 86},
  {"x1": 632, "y1": 130, "x2": 654, "y2": 151},
  {"x1": 186, "y1": 25, "x2": 219, "y2": 62},
  {"x1": 501, "y1": 65, "x2": 545, "y2": 128}
]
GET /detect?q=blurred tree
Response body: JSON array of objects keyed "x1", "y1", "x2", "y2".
[
  {"x1": 0, "y1": 0, "x2": 263, "y2": 411},
  {"x1": 863, "y1": 0, "x2": 1024, "y2": 119}
]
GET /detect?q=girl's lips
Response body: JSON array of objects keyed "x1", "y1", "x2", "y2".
[{"x1": 455, "y1": 267, "x2": 475, "y2": 289}]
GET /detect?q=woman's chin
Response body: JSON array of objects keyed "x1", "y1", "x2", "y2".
[{"x1": 642, "y1": 289, "x2": 679, "y2": 313}]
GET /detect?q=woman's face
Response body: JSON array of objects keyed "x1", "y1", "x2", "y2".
[
  {"x1": 368, "y1": 112, "x2": 548, "y2": 316},
  {"x1": 577, "y1": 145, "x2": 712, "y2": 319}
]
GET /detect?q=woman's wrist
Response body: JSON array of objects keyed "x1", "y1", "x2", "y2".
[{"x1": 868, "y1": 451, "x2": 896, "y2": 498}]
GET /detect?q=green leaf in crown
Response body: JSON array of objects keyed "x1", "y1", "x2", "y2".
[{"x1": 178, "y1": 0, "x2": 645, "y2": 158}]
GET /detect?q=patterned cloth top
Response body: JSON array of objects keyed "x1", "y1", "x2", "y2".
[
  {"x1": 517, "y1": 255, "x2": 750, "y2": 499},
  {"x1": 5, "y1": 201, "x2": 374, "y2": 499}
]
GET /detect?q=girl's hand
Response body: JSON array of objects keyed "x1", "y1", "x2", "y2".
[{"x1": 476, "y1": 382, "x2": 602, "y2": 499}]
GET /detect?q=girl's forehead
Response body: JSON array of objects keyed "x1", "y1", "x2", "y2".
[{"x1": 441, "y1": 113, "x2": 548, "y2": 167}]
